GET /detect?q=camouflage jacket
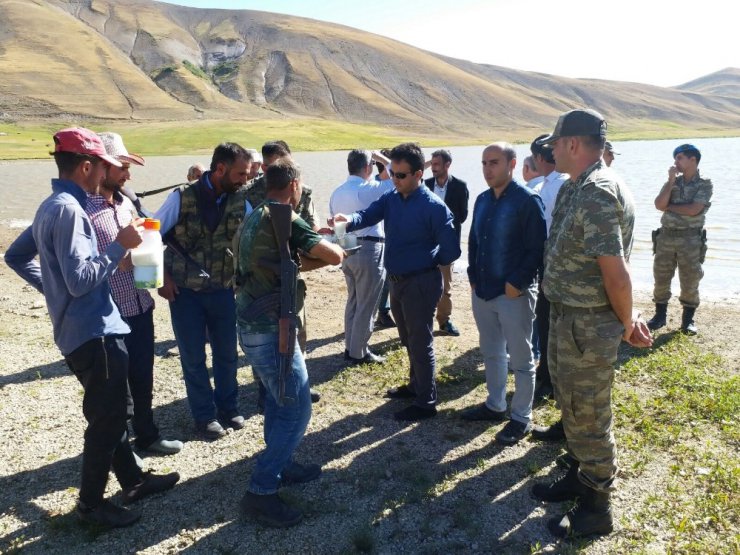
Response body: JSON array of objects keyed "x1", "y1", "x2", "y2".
[
  {"x1": 543, "y1": 161, "x2": 635, "y2": 307},
  {"x1": 660, "y1": 171, "x2": 712, "y2": 229}
]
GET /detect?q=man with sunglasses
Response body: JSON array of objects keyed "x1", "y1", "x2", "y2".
[{"x1": 333, "y1": 143, "x2": 460, "y2": 421}]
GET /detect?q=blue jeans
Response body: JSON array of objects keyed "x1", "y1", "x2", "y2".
[
  {"x1": 238, "y1": 331, "x2": 311, "y2": 495},
  {"x1": 169, "y1": 287, "x2": 239, "y2": 423}
]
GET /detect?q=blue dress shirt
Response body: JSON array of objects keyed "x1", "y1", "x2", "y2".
[{"x1": 347, "y1": 185, "x2": 460, "y2": 276}]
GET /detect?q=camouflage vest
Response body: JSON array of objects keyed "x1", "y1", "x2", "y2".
[{"x1": 164, "y1": 183, "x2": 247, "y2": 291}]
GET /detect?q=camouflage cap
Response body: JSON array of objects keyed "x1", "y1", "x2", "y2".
[
  {"x1": 605, "y1": 141, "x2": 620, "y2": 155},
  {"x1": 537, "y1": 109, "x2": 607, "y2": 145}
]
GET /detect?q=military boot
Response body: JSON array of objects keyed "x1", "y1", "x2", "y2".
[
  {"x1": 681, "y1": 307, "x2": 698, "y2": 335},
  {"x1": 531, "y1": 462, "x2": 586, "y2": 502},
  {"x1": 548, "y1": 487, "x2": 613, "y2": 538},
  {"x1": 647, "y1": 303, "x2": 667, "y2": 330}
]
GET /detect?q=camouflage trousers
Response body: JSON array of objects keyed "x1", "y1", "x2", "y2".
[
  {"x1": 549, "y1": 303, "x2": 623, "y2": 491},
  {"x1": 652, "y1": 228, "x2": 705, "y2": 308}
]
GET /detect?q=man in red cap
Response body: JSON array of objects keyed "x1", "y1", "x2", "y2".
[{"x1": 5, "y1": 128, "x2": 179, "y2": 528}]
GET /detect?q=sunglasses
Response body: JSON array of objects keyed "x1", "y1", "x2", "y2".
[{"x1": 389, "y1": 169, "x2": 416, "y2": 180}]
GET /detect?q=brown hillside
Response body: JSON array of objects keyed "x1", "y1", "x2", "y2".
[{"x1": 1, "y1": 0, "x2": 739, "y2": 137}]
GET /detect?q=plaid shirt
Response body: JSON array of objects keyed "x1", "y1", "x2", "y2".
[{"x1": 86, "y1": 193, "x2": 155, "y2": 318}]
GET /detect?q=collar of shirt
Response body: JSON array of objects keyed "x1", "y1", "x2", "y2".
[
  {"x1": 680, "y1": 170, "x2": 702, "y2": 186},
  {"x1": 434, "y1": 176, "x2": 450, "y2": 189},
  {"x1": 572, "y1": 160, "x2": 603, "y2": 188},
  {"x1": 87, "y1": 191, "x2": 125, "y2": 210},
  {"x1": 401, "y1": 184, "x2": 425, "y2": 202},
  {"x1": 203, "y1": 172, "x2": 227, "y2": 205},
  {"x1": 545, "y1": 169, "x2": 568, "y2": 184},
  {"x1": 51, "y1": 178, "x2": 88, "y2": 207}
]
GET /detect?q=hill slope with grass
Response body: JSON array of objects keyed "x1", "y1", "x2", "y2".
[{"x1": 1, "y1": 0, "x2": 739, "y2": 139}]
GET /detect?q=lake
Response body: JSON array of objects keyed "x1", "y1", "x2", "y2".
[{"x1": 1, "y1": 137, "x2": 738, "y2": 300}]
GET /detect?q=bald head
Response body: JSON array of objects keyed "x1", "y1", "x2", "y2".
[{"x1": 482, "y1": 142, "x2": 517, "y2": 194}]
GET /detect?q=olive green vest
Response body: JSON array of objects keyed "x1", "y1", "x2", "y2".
[{"x1": 164, "y1": 183, "x2": 247, "y2": 291}]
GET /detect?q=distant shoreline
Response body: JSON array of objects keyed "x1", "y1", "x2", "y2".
[{"x1": 2, "y1": 119, "x2": 739, "y2": 161}]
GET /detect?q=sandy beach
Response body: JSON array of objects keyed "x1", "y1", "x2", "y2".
[{"x1": 1, "y1": 221, "x2": 738, "y2": 554}]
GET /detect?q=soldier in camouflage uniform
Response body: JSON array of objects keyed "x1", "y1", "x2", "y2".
[
  {"x1": 529, "y1": 109, "x2": 652, "y2": 538},
  {"x1": 647, "y1": 144, "x2": 712, "y2": 335},
  {"x1": 235, "y1": 159, "x2": 344, "y2": 527}
]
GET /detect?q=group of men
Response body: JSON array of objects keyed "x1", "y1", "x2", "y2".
[{"x1": 4, "y1": 105, "x2": 712, "y2": 537}]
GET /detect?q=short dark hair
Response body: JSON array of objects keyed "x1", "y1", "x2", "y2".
[
  {"x1": 53, "y1": 151, "x2": 98, "y2": 176},
  {"x1": 580, "y1": 135, "x2": 606, "y2": 151},
  {"x1": 390, "y1": 142, "x2": 425, "y2": 174},
  {"x1": 431, "y1": 149, "x2": 452, "y2": 165},
  {"x1": 347, "y1": 149, "x2": 372, "y2": 175},
  {"x1": 210, "y1": 142, "x2": 250, "y2": 172},
  {"x1": 265, "y1": 158, "x2": 301, "y2": 192},
  {"x1": 262, "y1": 141, "x2": 291, "y2": 161},
  {"x1": 531, "y1": 134, "x2": 555, "y2": 164}
]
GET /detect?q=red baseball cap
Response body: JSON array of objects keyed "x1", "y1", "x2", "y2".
[{"x1": 53, "y1": 127, "x2": 122, "y2": 167}]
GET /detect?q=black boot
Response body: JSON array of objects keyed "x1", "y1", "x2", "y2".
[
  {"x1": 548, "y1": 487, "x2": 613, "y2": 538},
  {"x1": 647, "y1": 303, "x2": 667, "y2": 330},
  {"x1": 531, "y1": 462, "x2": 586, "y2": 502},
  {"x1": 681, "y1": 307, "x2": 698, "y2": 335}
]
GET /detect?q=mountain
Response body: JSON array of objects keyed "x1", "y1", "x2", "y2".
[
  {"x1": 1, "y1": 0, "x2": 739, "y2": 138},
  {"x1": 677, "y1": 68, "x2": 740, "y2": 97}
]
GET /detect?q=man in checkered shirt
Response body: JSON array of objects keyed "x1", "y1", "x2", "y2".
[{"x1": 86, "y1": 132, "x2": 183, "y2": 456}]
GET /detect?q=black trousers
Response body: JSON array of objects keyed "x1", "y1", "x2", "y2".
[
  {"x1": 390, "y1": 269, "x2": 443, "y2": 408},
  {"x1": 123, "y1": 308, "x2": 160, "y2": 449},
  {"x1": 535, "y1": 287, "x2": 551, "y2": 385},
  {"x1": 65, "y1": 336, "x2": 142, "y2": 506}
]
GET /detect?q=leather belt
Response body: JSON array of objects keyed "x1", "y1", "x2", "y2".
[
  {"x1": 357, "y1": 236, "x2": 385, "y2": 243},
  {"x1": 388, "y1": 267, "x2": 438, "y2": 283},
  {"x1": 660, "y1": 227, "x2": 702, "y2": 237}
]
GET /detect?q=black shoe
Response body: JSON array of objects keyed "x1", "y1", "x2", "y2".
[
  {"x1": 681, "y1": 307, "x2": 698, "y2": 335},
  {"x1": 548, "y1": 488, "x2": 613, "y2": 538},
  {"x1": 533, "y1": 380, "x2": 554, "y2": 403},
  {"x1": 532, "y1": 463, "x2": 585, "y2": 502},
  {"x1": 531, "y1": 420, "x2": 565, "y2": 441},
  {"x1": 77, "y1": 500, "x2": 141, "y2": 528},
  {"x1": 281, "y1": 462, "x2": 322, "y2": 486},
  {"x1": 647, "y1": 303, "x2": 668, "y2": 331},
  {"x1": 439, "y1": 320, "x2": 460, "y2": 336},
  {"x1": 394, "y1": 405, "x2": 437, "y2": 421},
  {"x1": 495, "y1": 419, "x2": 532, "y2": 445},
  {"x1": 555, "y1": 452, "x2": 578, "y2": 470},
  {"x1": 240, "y1": 492, "x2": 303, "y2": 528},
  {"x1": 459, "y1": 403, "x2": 506, "y2": 422},
  {"x1": 218, "y1": 412, "x2": 245, "y2": 430},
  {"x1": 122, "y1": 471, "x2": 180, "y2": 505},
  {"x1": 374, "y1": 311, "x2": 396, "y2": 329},
  {"x1": 346, "y1": 350, "x2": 386, "y2": 366},
  {"x1": 310, "y1": 389, "x2": 321, "y2": 403},
  {"x1": 385, "y1": 384, "x2": 416, "y2": 399},
  {"x1": 195, "y1": 419, "x2": 227, "y2": 440}
]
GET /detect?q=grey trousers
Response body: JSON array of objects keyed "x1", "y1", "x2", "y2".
[
  {"x1": 390, "y1": 268, "x2": 443, "y2": 408},
  {"x1": 471, "y1": 289, "x2": 537, "y2": 424},
  {"x1": 343, "y1": 241, "x2": 385, "y2": 358}
]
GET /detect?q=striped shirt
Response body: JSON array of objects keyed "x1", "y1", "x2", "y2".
[{"x1": 86, "y1": 193, "x2": 155, "y2": 318}]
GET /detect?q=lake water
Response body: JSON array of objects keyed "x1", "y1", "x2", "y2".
[{"x1": 1, "y1": 137, "x2": 739, "y2": 300}]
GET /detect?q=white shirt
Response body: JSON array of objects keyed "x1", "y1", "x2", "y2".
[
  {"x1": 535, "y1": 170, "x2": 569, "y2": 235},
  {"x1": 526, "y1": 176, "x2": 544, "y2": 190},
  {"x1": 329, "y1": 175, "x2": 394, "y2": 238},
  {"x1": 432, "y1": 176, "x2": 449, "y2": 202}
]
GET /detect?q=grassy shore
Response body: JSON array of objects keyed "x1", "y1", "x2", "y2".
[{"x1": 2, "y1": 119, "x2": 739, "y2": 160}]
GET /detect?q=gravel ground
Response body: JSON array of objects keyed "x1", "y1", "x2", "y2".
[{"x1": 1, "y1": 224, "x2": 738, "y2": 554}]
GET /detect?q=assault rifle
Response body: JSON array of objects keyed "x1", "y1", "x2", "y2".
[{"x1": 259, "y1": 203, "x2": 298, "y2": 405}]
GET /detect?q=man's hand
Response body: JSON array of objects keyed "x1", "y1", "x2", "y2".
[
  {"x1": 115, "y1": 218, "x2": 144, "y2": 250},
  {"x1": 118, "y1": 253, "x2": 133, "y2": 272},
  {"x1": 157, "y1": 271, "x2": 179, "y2": 302},
  {"x1": 623, "y1": 315, "x2": 653, "y2": 348},
  {"x1": 505, "y1": 282, "x2": 521, "y2": 298},
  {"x1": 668, "y1": 165, "x2": 678, "y2": 184},
  {"x1": 333, "y1": 213, "x2": 349, "y2": 223}
]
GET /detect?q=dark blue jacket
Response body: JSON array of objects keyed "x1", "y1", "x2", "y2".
[{"x1": 467, "y1": 181, "x2": 546, "y2": 300}]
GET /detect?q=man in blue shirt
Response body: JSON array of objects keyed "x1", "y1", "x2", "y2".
[
  {"x1": 334, "y1": 143, "x2": 460, "y2": 421},
  {"x1": 4, "y1": 128, "x2": 179, "y2": 528},
  {"x1": 463, "y1": 143, "x2": 546, "y2": 445}
]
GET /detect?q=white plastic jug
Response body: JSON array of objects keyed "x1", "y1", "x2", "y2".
[{"x1": 131, "y1": 218, "x2": 164, "y2": 289}]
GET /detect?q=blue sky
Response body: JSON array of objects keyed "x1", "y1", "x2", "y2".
[{"x1": 158, "y1": 0, "x2": 737, "y2": 87}]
